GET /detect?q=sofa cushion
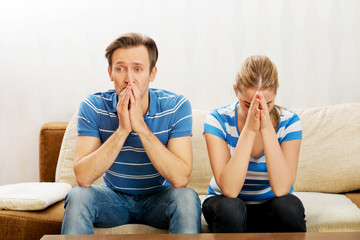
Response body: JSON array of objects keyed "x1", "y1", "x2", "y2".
[
  {"x1": 187, "y1": 109, "x2": 212, "y2": 195},
  {"x1": 293, "y1": 103, "x2": 360, "y2": 193},
  {"x1": 293, "y1": 192, "x2": 360, "y2": 232},
  {"x1": 0, "y1": 182, "x2": 71, "y2": 211}
]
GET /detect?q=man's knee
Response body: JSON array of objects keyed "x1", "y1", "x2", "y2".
[
  {"x1": 65, "y1": 186, "x2": 97, "y2": 208},
  {"x1": 169, "y1": 188, "x2": 201, "y2": 214},
  {"x1": 165, "y1": 187, "x2": 201, "y2": 233}
]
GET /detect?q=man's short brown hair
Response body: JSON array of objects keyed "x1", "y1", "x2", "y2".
[{"x1": 105, "y1": 33, "x2": 158, "y2": 73}]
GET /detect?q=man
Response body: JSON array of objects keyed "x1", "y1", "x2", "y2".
[{"x1": 61, "y1": 33, "x2": 201, "y2": 234}]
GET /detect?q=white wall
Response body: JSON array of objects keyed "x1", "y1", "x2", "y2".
[{"x1": 0, "y1": 0, "x2": 359, "y2": 185}]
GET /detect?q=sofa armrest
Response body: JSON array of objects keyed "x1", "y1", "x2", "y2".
[
  {"x1": 345, "y1": 190, "x2": 360, "y2": 208},
  {"x1": 39, "y1": 122, "x2": 68, "y2": 182}
]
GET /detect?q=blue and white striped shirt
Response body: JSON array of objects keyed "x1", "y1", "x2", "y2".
[
  {"x1": 78, "y1": 88, "x2": 192, "y2": 195},
  {"x1": 204, "y1": 102, "x2": 302, "y2": 203}
]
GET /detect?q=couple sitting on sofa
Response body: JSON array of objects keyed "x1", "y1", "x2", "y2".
[{"x1": 61, "y1": 32, "x2": 306, "y2": 234}]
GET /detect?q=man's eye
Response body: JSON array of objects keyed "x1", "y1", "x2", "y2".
[
  {"x1": 245, "y1": 104, "x2": 250, "y2": 109},
  {"x1": 117, "y1": 67, "x2": 125, "y2": 72},
  {"x1": 135, "y1": 67, "x2": 142, "y2": 72}
]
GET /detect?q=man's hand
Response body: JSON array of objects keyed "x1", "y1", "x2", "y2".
[
  {"x1": 243, "y1": 91, "x2": 261, "y2": 133},
  {"x1": 128, "y1": 81, "x2": 147, "y2": 133},
  {"x1": 116, "y1": 84, "x2": 132, "y2": 134},
  {"x1": 258, "y1": 91, "x2": 273, "y2": 131}
]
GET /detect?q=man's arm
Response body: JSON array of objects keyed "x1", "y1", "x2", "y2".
[
  {"x1": 128, "y1": 82, "x2": 192, "y2": 188},
  {"x1": 138, "y1": 129, "x2": 192, "y2": 188},
  {"x1": 73, "y1": 130, "x2": 129, "y2": 187},
  {"x1": 74, "y1": 85, "x2": 133, "y2": 187}
]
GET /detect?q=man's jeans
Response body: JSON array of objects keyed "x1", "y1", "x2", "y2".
[{"x1": 61, "y1": 185, "x2": 201, "y2": 234}]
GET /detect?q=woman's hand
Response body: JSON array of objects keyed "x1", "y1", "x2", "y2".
[
  {"x1": 243, "y1": 91, "x2": 261, "y2": 133},
  {"x1": 258, "y1": 91, "x2": 273, "y2": 131}
]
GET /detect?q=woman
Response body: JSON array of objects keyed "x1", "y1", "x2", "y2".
[{"x1": 202, "y1": 55, "x2": 306, "y2": 233}]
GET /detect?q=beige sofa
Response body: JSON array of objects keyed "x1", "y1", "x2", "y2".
[{"x1": 1, "y1": 103, "x2": 360, "y2": 239}]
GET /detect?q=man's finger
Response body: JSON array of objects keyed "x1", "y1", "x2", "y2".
[
  {"x1": 130, "y1": 81, "x2": 141, "y2": 100},
  {"x1": 129, "y1": 89, "x2": 135, "y2": 108}
]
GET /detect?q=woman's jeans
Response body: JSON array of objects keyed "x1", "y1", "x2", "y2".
[
  {"x1": 61, "y1": 185, "x2": 201, "y2": 234},
  {"x1": 202, "y1": 194, "x2": 306, "y2": 233}
]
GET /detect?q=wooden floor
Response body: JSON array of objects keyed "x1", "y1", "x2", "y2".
[{"x1": 41, "y1": 232, "x2": 360, "y2": 240}]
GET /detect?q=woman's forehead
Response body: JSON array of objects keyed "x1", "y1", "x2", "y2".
[{"x1": 240, "y1": 87, "x2": 276, "y2": 101}]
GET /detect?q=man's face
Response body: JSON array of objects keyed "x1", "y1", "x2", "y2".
[{"x1": 108, "y1": 45, "x2": 156, "y2": 99}]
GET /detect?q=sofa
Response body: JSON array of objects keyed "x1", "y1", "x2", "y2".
[{"x1": 1, "y1": 103, "x2": 360, "y2": 239}]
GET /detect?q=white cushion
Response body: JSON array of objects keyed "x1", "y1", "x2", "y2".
[
  {"x1": 0, "y1": 182, "x2": 72, "y2": 210},
  {"x1": 293, "y1": 192, "x2": 360, "y2": 231},
  {"x1": 293, "y1": 103, "x2": 360, "y2": 193}
]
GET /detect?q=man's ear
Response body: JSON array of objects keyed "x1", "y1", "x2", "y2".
[
  {"x1": 108, "y1": 66, "x2": 113, "y2": 82},
  {"x1": 233, "y1": 83, "x2": 239, "y2": 97},
  {"x1": 149, "y1": 66, "x2": 157, "y2": 83}
]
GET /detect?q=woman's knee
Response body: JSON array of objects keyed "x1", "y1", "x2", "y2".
[
  {"x1": 203, "y1": 196, "x2": 247, "y2": 233},
  {"x1": 268, "y1": 194, "x2": 306, "y2": 231},
  {"x1": 269, "y1": 194, "x2": 305, "y2": 216},
  {"x1": 214, "y1": 196, "x2": 246, "y2": 220}
]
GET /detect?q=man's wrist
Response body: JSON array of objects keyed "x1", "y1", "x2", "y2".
[
  {"x1": 115, "y1": 127, "x2": 131, "y2": 139},
  {"x1": 135, "y1": 122, "x2": 152, "y2": 137}
]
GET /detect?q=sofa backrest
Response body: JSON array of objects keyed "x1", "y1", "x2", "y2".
[
  {"x1": 55, "y1": 103, "x2": 360, "y2": 194},
  {"x1": 292, "y1": 103, "x2": 360, "y2": 193}
]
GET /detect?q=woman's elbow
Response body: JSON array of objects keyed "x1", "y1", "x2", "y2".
[
  {"x1": 272, "y1": 186, "x2": 291, "y2": 197},
  {"x1": 221, "y1": 189, "x2": 239, "y2": 198}
]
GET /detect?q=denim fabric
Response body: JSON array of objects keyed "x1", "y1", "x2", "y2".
[
  {"x1": 202, "y1": 194, "x2": 306, "y2": 233},
  {"x1": 61, "y1": 185, "x2": 201, "y2": 234}
]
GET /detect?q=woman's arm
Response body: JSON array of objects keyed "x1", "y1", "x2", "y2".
[
  {"x1": 205, "y1": 129, "x2": 256, "y2": 198},
  {"x1": 258, "y1": 92, "x2": 301, "y2": 196},
  {"x1": 205, "y1": 94, "x2": 260, "y2": 198},
  {"x1": 261, "y1": 128, "x2": 301, "y2": 196}
]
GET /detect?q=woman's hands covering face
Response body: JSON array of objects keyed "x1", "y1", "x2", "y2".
[{"x1": 244, "y1": 91, "x2": 272, "y2": 132}]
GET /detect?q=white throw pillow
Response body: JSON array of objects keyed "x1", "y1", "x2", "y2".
[{"x1": 0, "y1": 182, "x2": 72, "y2": 210}]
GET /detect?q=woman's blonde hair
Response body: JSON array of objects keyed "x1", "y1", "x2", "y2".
[{"x1": 235, "y1": 55, "x2": 281, "y2": 130}]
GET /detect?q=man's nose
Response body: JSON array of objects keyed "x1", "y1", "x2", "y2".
[{"x1": 124, "y1": 70, "x2": 135, "y2": 83}]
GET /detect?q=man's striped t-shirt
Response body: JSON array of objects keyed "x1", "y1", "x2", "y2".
[
  {"x1": 77, "y1": 88, "x2": 192, "y2": 195},
  {"x1": 204, "y1": 102, "x2": 302, "y2": 203}
]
